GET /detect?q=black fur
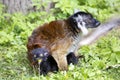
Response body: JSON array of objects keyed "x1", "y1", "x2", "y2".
[
  {"x1": 31, "y1": 48, "x2": 79, "y2": 75},
  {"x1": 40, "y1": 52, "x2": 79, "y2": 75},
  {"x1": 67, "y1": 52, "x2": 79, "y2": 65},
  {"x1": 40, "y1": 55, "x2": 58, "y2": 75},
  {"x1": 31, "y1": 48, "x2": 49, "y2": 62}
]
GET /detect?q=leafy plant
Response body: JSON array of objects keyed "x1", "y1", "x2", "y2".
[{"x1": 0, "y1": 0, "x2": 120, "y2": 80}]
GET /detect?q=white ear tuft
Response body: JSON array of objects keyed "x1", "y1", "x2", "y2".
[
  {"x1": 77, "y1": 22, "x2": 88, "y2": 35},
  {"x1": 74, "y1": 9, "x2": 80, "y2": 13}
]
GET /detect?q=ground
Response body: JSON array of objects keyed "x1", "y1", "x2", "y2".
[{"x1": 0, "y1": 28, "x2": 120, "y2": 80}]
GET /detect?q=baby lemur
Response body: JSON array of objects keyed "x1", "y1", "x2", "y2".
[
  {"x1": 31, "y1": 48, "x2": 79, "y2": 75},
  {"x1": 27, "y1": 11, "x2": 100, "y2": 71}
]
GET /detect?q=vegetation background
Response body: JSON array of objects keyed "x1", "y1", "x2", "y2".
[{"x1": 0, "y1": 0, "x2": 120, "y2": 80}]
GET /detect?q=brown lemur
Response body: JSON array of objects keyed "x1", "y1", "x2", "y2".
[{"x1": 27, "y1": 11, "x2": 100, "y2": 71}]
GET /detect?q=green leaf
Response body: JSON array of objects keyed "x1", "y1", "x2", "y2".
[
  {"x1": 110, "y1": 53, "x2": 117, "y2": 64},
  {"x1": 116, "y1": 51, "x2": 120, "y2": 63}
]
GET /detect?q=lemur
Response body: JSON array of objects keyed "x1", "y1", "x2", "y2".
[
  {"x1": 31, "y1": 48, "x2": 79, "y2": 75},
  {"x1": 27, "y1": 11, "x2": 100, "y2": 71}
]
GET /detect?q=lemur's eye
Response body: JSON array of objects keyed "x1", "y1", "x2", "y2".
[
  {"x1": 34, "y1": 55, "x2": 36, "y2": 58},
  {"x1": 40, "y1": 54, "x2": 43, "y2": 57}
]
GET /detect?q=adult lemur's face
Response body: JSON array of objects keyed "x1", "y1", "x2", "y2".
[{"x1": 69, "y1": 11, "x2": 100, "y2": 35}]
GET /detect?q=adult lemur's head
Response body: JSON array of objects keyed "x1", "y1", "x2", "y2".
[{"x1": 67, "y1": 11, "x2": 100, "y2": 35}]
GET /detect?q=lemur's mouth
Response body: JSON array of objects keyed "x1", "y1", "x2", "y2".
[{"x1": 38, "y1": 59, "x2": 42, "y2": 64}]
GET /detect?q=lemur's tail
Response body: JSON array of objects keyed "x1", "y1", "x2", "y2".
[{"x1": 78, "y1": 16, "x2": 120, "y2": 49}]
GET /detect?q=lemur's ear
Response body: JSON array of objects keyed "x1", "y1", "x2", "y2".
[{"x1": 74, "y1": 9, "x2": 80, "y2": 13}]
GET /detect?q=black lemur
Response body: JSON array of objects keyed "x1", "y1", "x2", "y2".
[{"x1": 31, "y1": 48, "x2": 79, "y2": 75}]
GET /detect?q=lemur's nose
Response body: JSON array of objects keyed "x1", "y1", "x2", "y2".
[
  {"x1": 94, "y1": 19, "x2": 100, "y2": 27},
  {"x1": 96, "y1": 21, "x2": 100, "y2": 26}
]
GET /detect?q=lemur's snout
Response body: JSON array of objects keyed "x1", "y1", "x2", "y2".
[{"x1": 95, "y1": 19, "x2": 100, "y2": 27}]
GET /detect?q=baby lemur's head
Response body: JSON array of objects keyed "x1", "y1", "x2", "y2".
[
  {"x1": 31, "y1": 48, "x2": 49, "y2": 64},
  {"x1": 67, "y1": 11, "x2": 100, "y2": 35}
]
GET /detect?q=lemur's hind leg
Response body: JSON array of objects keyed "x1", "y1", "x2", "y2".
[
  {"x1": 52, "y1": 53, "x2": 68, "y2": 70},
  {"x1": 50, "y1": 39, "x2": 72, "y2": 71}
]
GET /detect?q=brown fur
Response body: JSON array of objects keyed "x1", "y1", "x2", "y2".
[{"x1": 27, "y1": 20, "x2": 76, "y2": 70}]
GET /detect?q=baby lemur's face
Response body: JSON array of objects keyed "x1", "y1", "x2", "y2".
[
  {"x1": 31, "y1": 48, "x2": 49, "y2": 63},
  {"x1": 68, "y1": 11, "x2": 100, "y2": 35}
]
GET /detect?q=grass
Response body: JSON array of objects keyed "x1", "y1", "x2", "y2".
[{"x1": 0, "y1": 28, "x2": 120, "y2": 80}]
